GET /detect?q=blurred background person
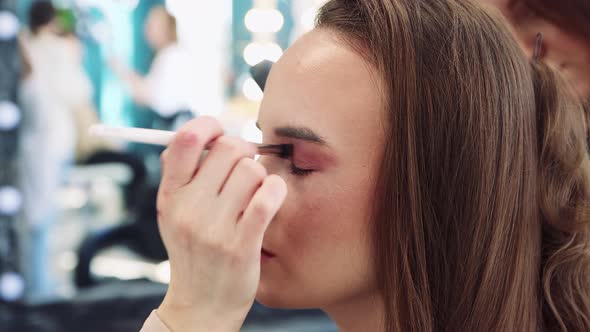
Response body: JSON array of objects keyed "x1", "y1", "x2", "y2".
[
  {"x1": 18, "y1": 0, "x2": 96, "y2": 299},
  {"x1": 110, "y1": 5, "x2": 196, "y2": 131},
  {"x1": 482, "y1": 0, "x2": 590, "y2": 101}
]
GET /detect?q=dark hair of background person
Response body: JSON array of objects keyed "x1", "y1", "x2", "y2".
[
  {"x1": 28, "y1": 1, "x2": 56, "y2": 35},
  {"x1": 514, "y1": 0, "x2": 590, "y2": 42},
  {"x1": 316, "y1": 0, "x2": 590, "y2": 331}
]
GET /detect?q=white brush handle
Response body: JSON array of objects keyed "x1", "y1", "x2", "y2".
[
  {"x1": 88, "y1": 124, "x2": 287, "y2": 158},
  {"x1": 89, "y1": 124, "x2": 175, "y2": 146}
]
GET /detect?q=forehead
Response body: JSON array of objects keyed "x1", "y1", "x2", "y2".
[{"x1": 258, "y1": 29, "x2": 384, "y2": 148}]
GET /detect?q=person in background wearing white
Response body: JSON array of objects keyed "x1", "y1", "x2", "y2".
[
  {"x1": 110, "y1": 6, "x2": 196, "y2": 129},
  {"x1": 19, "y1": 0, "x2": 93, "y2": 299}
]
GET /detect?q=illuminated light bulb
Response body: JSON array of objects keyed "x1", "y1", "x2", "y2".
[
  {"x1": 242, "y1": 78, "x2": 264, "y2": 102},
  {"x1": 0, "y1": 101, "x2": 21, "y2": 131},
  {"x1": 245, "y1": 8, "x2": 284, "y2": 33},
  {"x1": 0, "y1": 272, "x2": 25, "y2": 301},
  {"x1": 0, "y1": 186, "x2": 23, "y2": 216},
  {"x1": 300, "y1": 7, "x2": 318, "y2": 33},
  {"x1": 0, "y1": 11, "x2": 19, "y2": 40},
  {"x1": 243, "y1": 42, "x2": 283, "y2": 66}
]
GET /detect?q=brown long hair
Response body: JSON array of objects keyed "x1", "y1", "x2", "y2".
[{"x1": 316, "y1": 0, "x2": 590, "y2": 331}]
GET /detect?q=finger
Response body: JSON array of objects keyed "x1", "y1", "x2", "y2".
[
  {"x1": 160, "y1": 117, "x2": 223, "y2": 193},
  {"x1": 160, "y1": 149, "x2": 168, "y2": 175},
  {"x1": 218, "y1": 158, "x2": 267, "y2": 220},
  {"x1": 237, "y1": 175, "x2": 287, "y2": 249},
  {"x1": 190, "y1": 136, "x2": 257, "y2": 195}
]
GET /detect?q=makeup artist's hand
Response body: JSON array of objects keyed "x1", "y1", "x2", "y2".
[{"x1": 155, "y1": 117, "x2": 287, "y2": 332}]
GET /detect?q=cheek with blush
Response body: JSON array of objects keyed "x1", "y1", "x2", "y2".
[{"x1": 280, "y1": 173, "x2": 358, "y2": 258}]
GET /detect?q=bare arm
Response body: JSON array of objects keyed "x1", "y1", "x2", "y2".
[{"x1": 109, "y1": 58, "x2": 151, "y2": 106}]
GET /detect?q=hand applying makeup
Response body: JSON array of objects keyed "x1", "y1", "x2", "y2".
[{"x1": 154, "y1": 117, "x2": 287, "y2": 332}]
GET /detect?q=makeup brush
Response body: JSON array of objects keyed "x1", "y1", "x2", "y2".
[{"x1": 88, "y1": 124, "x2": 293, "y2": 158}]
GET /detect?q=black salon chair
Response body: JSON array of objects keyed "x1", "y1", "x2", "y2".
[{"x1": 75, "y1": 152, "x2": 167, "y2": 288}]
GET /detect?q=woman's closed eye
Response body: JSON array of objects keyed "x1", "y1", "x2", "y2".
[{"x1": 289, "y1": 161, "x2": 314, "y2": 176}]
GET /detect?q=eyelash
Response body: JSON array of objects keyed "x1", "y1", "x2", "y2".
[
  {"x1": 259, "y1": 138, "x2": 314, "y2": 176},
  {"x1": 289, "y1": 162, "x2": 314, "y2": 176}
]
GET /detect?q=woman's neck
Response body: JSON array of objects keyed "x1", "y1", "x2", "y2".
[{"x1": 323, "y1": 290, "x2": 385, "y2": 332}]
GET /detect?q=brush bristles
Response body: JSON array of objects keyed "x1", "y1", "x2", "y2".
[{"x1": 257, "y1": 144, "x2": 294, "y2": 159}]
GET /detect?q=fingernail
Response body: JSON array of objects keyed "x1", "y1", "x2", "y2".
[{"x1": 176, "y1": 132, "x2": 199, "y2": 147}]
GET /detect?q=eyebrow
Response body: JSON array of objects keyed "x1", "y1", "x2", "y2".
[{"x1": 256, "y1": 122, "x2": 327, "y2": 145}]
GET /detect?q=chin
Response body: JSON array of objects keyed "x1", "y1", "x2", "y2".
[
  {"x1": 256, "y1": 279, "x2": 324, "y2": 309},
  {"x1": 256, "y1": 283, "x2": 306, "y2": 309},
  {"x1": 256, "y1": 295, "x2": 319, "y2": 310}
]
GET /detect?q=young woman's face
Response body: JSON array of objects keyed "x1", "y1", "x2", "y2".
[
  {"x1": 256, "y1": 28, "x2": 385, "y2": 309},
  {"x1": 482, "y1": 0, "x2": 590, "y2": 98}
]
